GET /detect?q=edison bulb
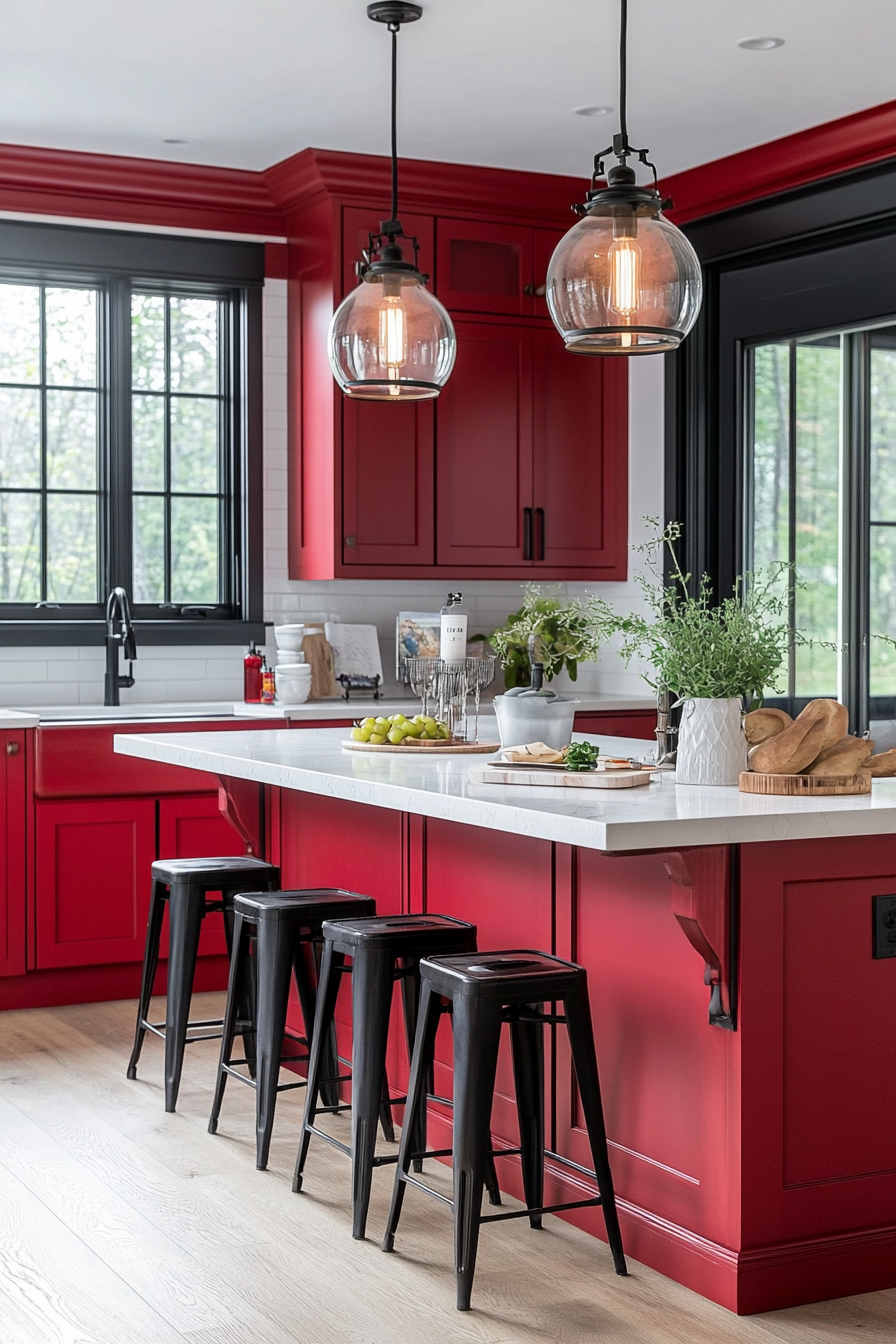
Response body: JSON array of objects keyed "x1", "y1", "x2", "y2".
[
  {"x1": 607, "y1": 235, "x2": 642, "y2": 317},
  {"x1": 328, "y1": 266, "x2": 456, "y2": 401}
]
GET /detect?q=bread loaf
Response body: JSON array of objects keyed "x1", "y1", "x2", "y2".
[
  {"x1": 867, "y1": 748, "x2": 896, "y2": 777},
  {"x1": 803, "y1": 735, "x2": 873, "y2": 776},
  {"x1": 748, "y1": 715, "x2": 828, "y2": 774},
  {"x1": 796, "y1": 698, "x2": 849, "y2": 750},
  {"x1": 743, "y1": 708, "x2": 792, "y2": 746}
]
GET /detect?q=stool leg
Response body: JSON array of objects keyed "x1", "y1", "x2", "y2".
[
  {"x1": 451, "y1": 995, "x2": 503, "y2": 1312},
  {"x1": 293, "y1": 942, "x2": 345, "y2": 1192},
  {"x1": 349, "y1": 946, "x2": 396, "y2": 1240},
  {"x1": 447, "y1": 1011, "x2": 501, "y2": 1207},
  {"x1": 509, "y1": 1006, "x2": 545, "y2": 1229},
  {"x1": 164, "y1": 881, "x2": 205, "y2": 1113},
  {"x1": 127, "y1": 880, "x2": 167, "y2": 1080},
  {"x1": 209, "y1": 912, "x2": 252, "y2": 1135},
  {"x1": 253, "y1": 915, "x2": 295, "y2": 1170},
  {"x1": 399, "y1": 959, "x2": 427, "y2": 1171},
  {"x1": 382, "y1": 979, "x2": 442, "y2": 1252},
  {"x1": 300, "y1": 938, "x2": 340, "y2": 1113},
  {"x1": 563, "y1": 984, "x2": 627, "y2": 1277},
  {"x1": 223, "y1": 891, "x2": 256, "y2": 1081}
]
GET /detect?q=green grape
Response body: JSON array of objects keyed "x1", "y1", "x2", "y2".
[
  {"x1": 351, "y1": 726, "x2": 365, "y2": 741},
  {"x1": 404, "y1": 721, "x2": 423, "y2": 738},
  {"x1": 369, "y1": 732, "x2": 386, "y2": 745},
  {"x1": 361, "y1": 717, "x2": 377, "y2": 728},
  {"x1": 387, "y1": 727, "x2": 405, "y2": 745}
]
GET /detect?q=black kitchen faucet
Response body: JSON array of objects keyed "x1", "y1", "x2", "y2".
[{"x1": 104, "y1": 586, "x2": 137, "y2": 706}]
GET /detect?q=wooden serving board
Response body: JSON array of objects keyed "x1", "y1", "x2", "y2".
[
  {"x1": 342, "y1": 739, "x2": 500, "y2": 755},
  {"x1": 470, "y1": 765, "x2": 654, "y2": 789},
  {"x1": 738, "y1": 771, "x2": 871, "y2": 796}
]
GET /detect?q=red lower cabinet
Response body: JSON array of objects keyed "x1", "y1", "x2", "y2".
[
  {"x1": 574, "y1": 710, "x2": 657, "y2": 741},
  {"x1": 1, "y1": 729, "x2": 27, "y2": 977},
  {"x1": 35, "y1": 798, "x2": 156, "y2": 970},
  {"x1": 158, "y1": 794, "x2": 246, "y2": 957}
]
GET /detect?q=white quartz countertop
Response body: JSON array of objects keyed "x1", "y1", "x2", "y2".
[
  {"x1": 232, "y1": 693, "x2": 655, "y2": 721},
  {"x1": 114, "y1": 723, "x2": 896, "y2": 853}
]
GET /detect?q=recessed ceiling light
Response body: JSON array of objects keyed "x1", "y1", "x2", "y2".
[
  {"x1": 738, "y1": 36, "x2": 784, "y2": 50},
  {"x1": 163, "y1": 138, "x2": 190, "y2": 145},
  {"x1": 573, "y1": 105, "x2": 613, "y2": 118}
]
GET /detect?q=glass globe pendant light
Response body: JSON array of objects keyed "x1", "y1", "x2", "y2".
[
  {"x1": 328, "y1": 3, "x2": 456, "y2": 400},
  {"x1": 546, "y1": 0, "x2": 703, "y2": 355}
]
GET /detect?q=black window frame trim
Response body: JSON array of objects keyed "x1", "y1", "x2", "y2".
[{"x1": 0, "y1": 218, "x2": 266, "y2": 647}]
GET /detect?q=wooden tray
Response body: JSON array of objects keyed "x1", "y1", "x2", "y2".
[
  {"x1": 470, "y1": 765, "x2": 654, "y2": 789},
  {"x1": 738, "y1": 771, "x2": 871, "y2": 796},
  {"x1": 342, "y1": 739, "x2": 500, "y2": 755}
]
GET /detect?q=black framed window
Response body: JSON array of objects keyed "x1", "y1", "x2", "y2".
[{"x1": 0, "y1": 218, "x2": 264, "y2": 645}]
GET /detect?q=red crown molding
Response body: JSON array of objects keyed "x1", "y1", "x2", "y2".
[
  {"x1": 660, "y1": 99, "x2": 896, "y2": 225},
  {"x1": 264, "y1": 146, "x2": 584, "y2": 228},
  {"x1": 0, "y1": 141, "x2": 282, "y2": 236}
]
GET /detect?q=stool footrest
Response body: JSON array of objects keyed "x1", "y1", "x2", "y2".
[
  {"x1": 305, "y1": 1125, "x2": 353, "y2": 1157},
  {"x1": 480, "y1": 1196, "x2": 602, "y2": 1224}
]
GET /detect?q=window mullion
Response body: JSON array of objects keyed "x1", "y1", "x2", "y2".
[
  {"x1": 839, "y1": 330, "x2": 871, "y2": 732},
  {"x1": 106, "y1": 277, "x2": 132, "y2": 598},
  {"x1": 39, "y1": 285, "x2": 48, "y2": 603}
]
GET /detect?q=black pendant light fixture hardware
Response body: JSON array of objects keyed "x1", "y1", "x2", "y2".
[
  {"x1": 546, "y1": 0, "x2": 702, "y2": 355},
  {"x1": 327, "y1": 2, "x2": 456, "y2": 401}
]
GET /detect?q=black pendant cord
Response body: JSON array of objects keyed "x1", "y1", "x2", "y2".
[
  {"x1": 618, "y1": 0, "x2": 628, "y2": 152},
  {"x1": 390, "y1": 23, "x2": 399, "y2": 223}
]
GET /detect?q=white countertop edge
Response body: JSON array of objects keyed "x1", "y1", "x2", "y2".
[
  {"x1": 0, "y1": 709, "x2": 40, "y2": 728},
  {"x1": 232, "y1": 694, "x2": 656, "y2": 720},
  {"x1": 114, "y1": 727, "x2": 896, "y2": 853}
]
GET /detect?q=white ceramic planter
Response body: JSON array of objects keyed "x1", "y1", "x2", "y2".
[{"x1": 675, "y1": 697, "x2": 747, "y2": 786}]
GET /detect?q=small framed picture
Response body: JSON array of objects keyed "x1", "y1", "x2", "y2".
[{"x1": 396, "y1": 612, "x2": 441, "y2": 681}]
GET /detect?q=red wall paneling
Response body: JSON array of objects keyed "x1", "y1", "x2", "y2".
[{"x1": 0, "y1": 729, "x2": 27, "y2": 978}]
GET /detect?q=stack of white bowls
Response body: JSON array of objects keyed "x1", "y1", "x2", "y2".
[{"x1": 272, "y1": 625, "x2": 312, "y2": 704}]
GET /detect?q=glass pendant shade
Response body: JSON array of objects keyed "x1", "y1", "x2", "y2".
[
  {"x1": 328, "y1": 263, "x2": 456, "y2": 401},
  {"x1": 546, "y1": 195, "x2": 703, "y2": 354}
]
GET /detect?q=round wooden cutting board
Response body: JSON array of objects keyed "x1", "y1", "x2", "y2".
[{"x1": 738, "y1": 771, "x2": 871, "y2": 796}]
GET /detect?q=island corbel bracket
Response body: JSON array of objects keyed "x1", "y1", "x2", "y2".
[
  {"x1": 217, "y1": 776, "x2": 265, "y2": 857},
  {"x1": 662, "y1": 845, "x2": 738, "y2": 1031}
]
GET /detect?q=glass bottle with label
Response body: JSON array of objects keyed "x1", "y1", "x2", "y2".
[
  {"x1": 244, "y1": 641, "x2": 263, "y2": 703},
  {"x1": 439, "y1": 593, "x2": 468, "y2": 663}
]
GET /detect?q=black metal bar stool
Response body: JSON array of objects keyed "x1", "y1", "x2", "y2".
[
  {"x1": 127, "y1": 856, "x2": 280, "y2": 1112},
  {"x1": 294, "y1": 913, "x2": 498, "y2": 1242},
  {"x1": 208, "y1": 888, "x2": 376, "y2": 1170},
  {"x1": 382, "y1": 949, "x2": 627, "y2": 1311}
]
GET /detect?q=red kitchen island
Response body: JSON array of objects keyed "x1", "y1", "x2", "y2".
[{"x1": 115, "y1": 724, "x2": 896, "y2": 1316}]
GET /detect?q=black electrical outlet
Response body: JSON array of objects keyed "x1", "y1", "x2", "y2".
[{"x1": 873, "y1": 894, "x2": 896, "y2": 959}]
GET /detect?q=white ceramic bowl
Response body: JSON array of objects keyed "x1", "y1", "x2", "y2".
[
  {"x1": 275, "y1": 647, "x2": 305, "y2": 664},
  {"x1": 274, "y1": 624, "x2": 306, "y2": 651},
  {"x1": 275, "y1": 664, "x2": 312, "y2": 705}
]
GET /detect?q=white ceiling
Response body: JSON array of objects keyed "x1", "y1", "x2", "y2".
[{"x1": 1, "y1": 0, "x2": 894, "y2": 182}]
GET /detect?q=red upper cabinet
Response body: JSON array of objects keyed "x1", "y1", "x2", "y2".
[
  {"x1": 282, "y1": 151, "x2": 627, "y2": 581},
  {"x1": 436, "y1": 320, "x2": 532, "y2": 568},
  {"x1": 1, "y1": 729, "x2": 27, "y2": 977}
]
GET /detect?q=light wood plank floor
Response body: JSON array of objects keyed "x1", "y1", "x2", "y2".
[{"x1": 0, "y1": 992, "x2": 893, "y2": 1344}]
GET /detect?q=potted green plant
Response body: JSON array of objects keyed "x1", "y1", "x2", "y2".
[
  {"x1": 489, "y1": 585, "x2": 607, "y2": 689},
  {"x1": 589, "y1": 521, "x2": 792, "y2": 785}
]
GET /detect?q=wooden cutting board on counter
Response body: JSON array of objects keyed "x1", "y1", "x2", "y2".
[
  {"x1": 739, "y1": 770, "x2": 871, "y2": 796},
  {"x1": 301, "y1": 632, "x2": 338, "y2": 699},
  {"x1": 469, "y1": 765, "x2": 655, "y2": 789}
]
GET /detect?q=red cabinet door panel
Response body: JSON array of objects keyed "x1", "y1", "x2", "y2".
[
  {"x1": 342, "y1": 397, "x2": 434, "y2": 565},
  {"x1": 436, "y1": 321, "x2": 533, "y2": 567},
  {"x1": 158, "y1": 794, "x2": 246, "y2": 959},
  {"x1": 36, "y1": 798, "x2": 156, "y2": 969},
  {"x1": 1, "y1": 729, "x2": 27, "y2": 977},
  {"x1": 436, "y1": 219, "x2": 533, "y2": 315},
  {"x1": 532, "y1": 329, "x2": 628, "y2": 574}
]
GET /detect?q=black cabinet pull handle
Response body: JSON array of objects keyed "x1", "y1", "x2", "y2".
[
  {"x1": 522, "y1": 283, "x2": 535, "y2": 296},
  {"x1": 535, "y1": 508, "x2": 545, "y2": 560},
  {"x1": 522, "y1": 507, "x2": 533, "y2": 561}
]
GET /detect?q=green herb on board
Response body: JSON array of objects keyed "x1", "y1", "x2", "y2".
[{"x1": 564, "y1": 741, "x2": 600, "y2": 771}]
